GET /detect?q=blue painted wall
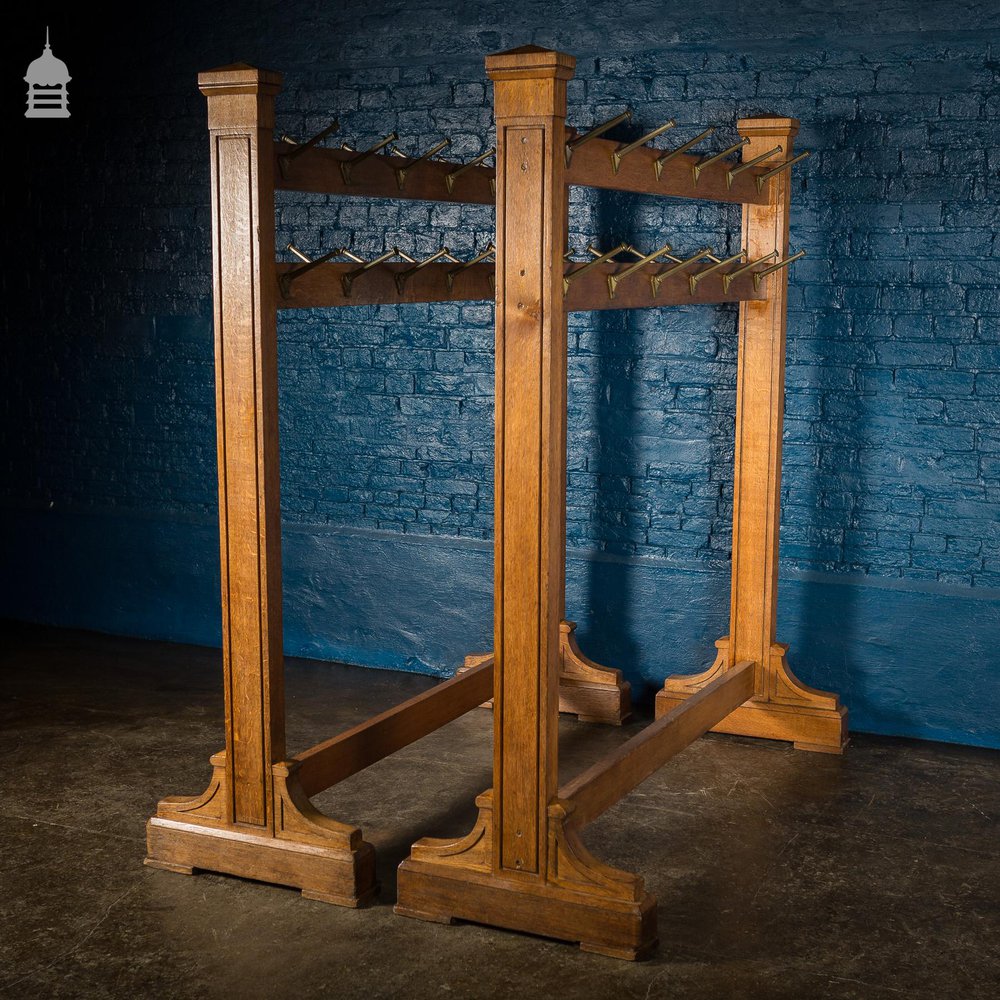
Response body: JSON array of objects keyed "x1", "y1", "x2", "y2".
[{"x1": 2, "y1": 2, "x2": 999, "y2": 747}]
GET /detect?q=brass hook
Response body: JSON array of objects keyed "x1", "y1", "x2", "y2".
[
  {"x1": 755, "y1": 151, "x2": 811, "y2": 193},
  {"x1": 653, "y1": 127, "x2": 715, "y2": 179},
  {"x1": 394, "y1": 138, "x2": 452, "y2": 190},
  {"x1": 563, "y1": 242, "x2": 629, "y2": 294},
  {"x1": 607, "y1": 242, "x2": 672, "y2": 299},
  {"x1": 279, "y1": 245, "x2": 347, "y2": 297},
  {"x1": 565, "y1": 110, "x2": 632, "y2": 165},
  {"x1": 688, "y1": 251, "x2": 745, "y2": 294},
  {"x1": 692, "y1": 138, "x2": 750, "y2": 184},
  {"x1": 395, "y1": 247, "x2": 456, "y2": 294},
  {"x1": 444, "y1": 147, "x2": 496, "y2": 194},
  {"x1": 611, "y1": 120, "x2": 676, "y2": 173},
  {"x1": 280, "y1": 120, "x2": 339, "y2": 162},
  {"x1": 725, "y1": 145, "x2": 782, "y2": 189},
  {"x1": 339, "y1": 133, "x2": 398, "y2": 184},
  {"x1": 446, "y1": 244, "x2": 496, "y2": 291},
  {"x1": 649, "y1": 247, "x2": 716, "y2": 297},
  {"x1": 341, "y1": 249, "x2": 398, "y2": 295},
  {"x1": 753, "y1": 250, "x2": 806, "y2": 290},
  {"x1": 720, "y1": 251, "x2": 779, "y2": 292}
]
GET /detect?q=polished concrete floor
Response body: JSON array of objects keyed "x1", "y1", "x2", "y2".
[{"x1": 1, "y1": 621, "x2": 998, "y2": 999}]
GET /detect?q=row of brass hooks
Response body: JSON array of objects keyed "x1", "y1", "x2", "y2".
[
  {"x1": 278, "y1": 121, "x2": 496, "y2": 194},
  {"x1": 564, "y1": 109, "x2": 811, "y2": 188},
  {"x1": 562, "y1": 242, "x2": 807, "y2": 299},
  {"x1": 282, "y1": 243, "x2": 496, "y2": 297}
]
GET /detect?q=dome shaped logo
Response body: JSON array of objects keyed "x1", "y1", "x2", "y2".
[{"x1": 25, "y1": 27, "x2": 71, "y2": 119}]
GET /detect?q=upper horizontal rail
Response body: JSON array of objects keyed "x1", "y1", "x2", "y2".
[
  {"x1": 565, "y1": 134, "x2": 771, "y2": 204},
  {"x1": 274, "y1": 142, "x2": 496, "y2": 204}
]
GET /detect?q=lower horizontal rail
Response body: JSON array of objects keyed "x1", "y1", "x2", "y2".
[
  {"x1": 294, "y1": 658, "x2": 494, "y2": 798},
  {"x1": 276, "y1": 261, "x2": 494, "y2": 309},
  {"x1": 559, "y1": 661, "x2": 754, "y2": 827}
]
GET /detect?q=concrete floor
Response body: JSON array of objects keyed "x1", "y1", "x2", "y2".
[{"x1": 1, "y1": 622, "x2": 998, "y2": 999}]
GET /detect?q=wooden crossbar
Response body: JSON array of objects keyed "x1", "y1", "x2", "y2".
[
  {"x1": 565, "y1": 262, "x2": 766, "y2": 311},
  {"x1": 558, "y1": 661, "x2": 754, "y2": 827},
  {"x1": 276, "y1": 260, "x2": 494, "y2": 309},
  {"x1": 294, "y1": 658, "x2": 494, "y2": 798},
  {"x1": 565, "y1": 135, "x2": 770, "y2": 204},
  {"x1": 275, "y1": 259, "x2": 767, "y2": 311},
  {"x1": 274, "y1": 143, "x2": 496, "y2": 203}
]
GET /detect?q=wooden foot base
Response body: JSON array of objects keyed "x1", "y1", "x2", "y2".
[
  {"x1": 463, "y1": 620, "x2": 631, "y2": 726},
  {"x1": 395, "y1": 792, "x2": 657, "y2": 960},
  {"x1": 145, "y1": 817, "x2": 378, "y2": 906},
  {"x1": 656, "y1": 638, "x2": 848, "y2": 754},
  {"x1": 395, "y1": 863, "x2": 656, "y2": 960},
  {"x1": 146, "y1": 751, "x2": 377, "y2": 905}
]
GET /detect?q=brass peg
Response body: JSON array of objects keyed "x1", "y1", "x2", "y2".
[
  {"x1": 653, "y1": 127, "x2": 715, "y2": 179},
  {"x1": 607, "y1": 242, "x2": 672, "y2": 299},
  {"x1": 341, "y1": 249, "x2": 398, "y2": 295},
  {"x1": 755, "y1": 151, "x2": 811, "y2": 192},
  {"x1": 394, "y1": 138, "x2": 452, "y2": 190},
  {"x1": 692, "y1": 138, "x2": 750, "y2": 184},
  {"x1": 649, "y1": 247, "x2": 715, "y2": 297},
  {"x1": 279, "y1": 245, "x2": 346, "y2": 297},
  {"x1": 286, "y1": 242, "x2": 312, "y2": 264},
  {"x1": 280, "y1": 120, "x2": 340, "y2": 162},
  {"x1": 445, "y1": 147, "x2": 495, "y2": 194},
  {"x1": 565, "y1": 110, "x2": 632, "y2": 165},
  {"x1": 611, "y1": 120, "x2": 676, "y2": 173},
  {"x1": 725, "y1": 145, "x2": 782, "y2": 189},
  {"x1": 563, "y1": 242, "x2": 629, "y2": 294},
  {"x1": 339, "y1": 133, "x2": 398, "y2": 184},
  {"x1": 720, "y1": 251, "x2": 779, "y2": 293},
  {"x1": 446, "y1": 244, "x2": 495, "y2": 291},
  {"x1": 339, "y1": 248, "x2": 365, "y2": 263},
  {"x1": 394, "y1": 247, "x2": 455, "y2": 294},
  {"x1": 688, "y1": 251, "x2": 745, "y2": 295},
  {"x1": 753, "y1": 250, "x2": 806, "y2": 290}
]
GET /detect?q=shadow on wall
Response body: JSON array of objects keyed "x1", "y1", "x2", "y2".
[{"x1": 581, "y1": 185, "x2": 642, "y2": 690}]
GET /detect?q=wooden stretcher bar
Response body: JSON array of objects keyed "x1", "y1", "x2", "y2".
[
  {"x1": 293, "y1": 659, "x2": 493, "y2": 798},
  {"x1": 558, "y1": 661, "x2": 753, "y2": 827}
]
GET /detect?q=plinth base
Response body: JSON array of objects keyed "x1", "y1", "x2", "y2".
[
  {"x1": 145, "y1": 817, "x2": 378, "y2": 906},
  {"x1": 395, "y1": 861, "x2": 656, "y2": 960},
  {"x1": 657, "y1": 638, "x2": 848, "y2": 754}
]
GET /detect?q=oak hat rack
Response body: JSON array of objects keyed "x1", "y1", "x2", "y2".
[{"x1": 145, "y1": 48, "x2": 846, "y2": 961}]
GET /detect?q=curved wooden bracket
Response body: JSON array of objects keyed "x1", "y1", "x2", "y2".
[
  {"x1": 657, "y1": 637, "x2": 848, "y2": 753},
  {"x1": 145, "y1": 753, "x2": 377, "y2": 906},
  {"x1": 152, "y1": 750, "x2": 228, "y2": 827},
  {"x1": 396, "y1": 789, "x2": 656, "y2": 959},
  {"x1": 461, "y1": 620, "x2": 631, "y2": 725}
]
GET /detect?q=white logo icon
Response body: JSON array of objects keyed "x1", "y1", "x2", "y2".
[{"x1": 25, "y1": 27, "x2": 71, "y2": 119}]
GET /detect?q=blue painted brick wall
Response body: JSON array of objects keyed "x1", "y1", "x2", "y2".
[{"x1": 2, "y1": 1, "x2": 999, "y2": 745}]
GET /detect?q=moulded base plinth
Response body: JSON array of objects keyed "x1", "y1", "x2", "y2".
[
  {"x1": 395, "y1": 860, "x2": 657, "y2": 961},
  {"x1": 145, "y1": 817, "x2": 378, "y2": 907}
]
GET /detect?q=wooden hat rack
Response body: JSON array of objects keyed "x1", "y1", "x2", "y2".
[{"x1": 146, "y1": 46, "x2": 847, "y2": 961}]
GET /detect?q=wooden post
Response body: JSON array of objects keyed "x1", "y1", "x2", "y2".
[
  {"x1": 396, "y1": 49, "x2": 656, "y2": 959},
  {"x1": 206, "y1": 64, "x2": 285, "y2": 831},
  {"x1": 657, "y1": 118, "x2": 847, "y2": 753},
  {"x1": 145, "y1": 65, "x2": 376, "y2": 904},
  {"x1": 490, "y1": 44, "x2": 569, "y2": 877}
]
